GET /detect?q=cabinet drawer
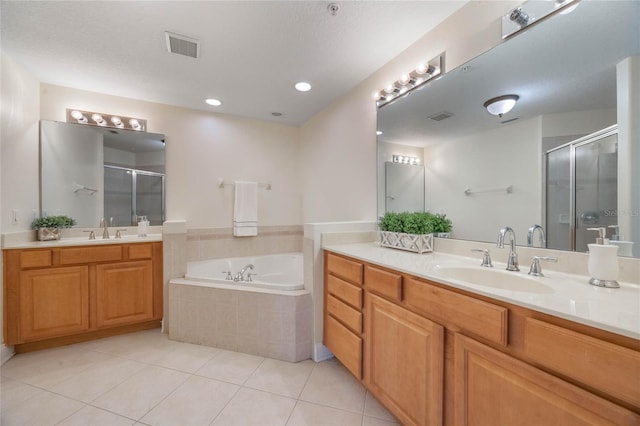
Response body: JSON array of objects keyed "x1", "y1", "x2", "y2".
[
  {"x1": 59, "y1": 245, "x2": 122, "y2": 265},
  {"x1": 405, "y1": 278, "x2": 508, "y2": 346},
  {"x1": 325, "y1": 314, "x2": 362, "y2": 379},
  {"x1": 327, "y1": 275, "x2": 362, "y2": 310},
  {"x1": 365, "y1": 265, "x2": 402, "y2": 302},
  {"x1": 524, "y1": 318, "x2": 640, "y2": 408},
  {"x1": 128, "y1": 244, "x2": 153, "y2": 260},
  {"x1": 20, "y1": 250, "x2": 52, "y2": 268},
  {"x1": 327, "y1": 294, "x2": 362, "y2": 334},
  {"x1": 326, "y1": 253, "x2": 363, "y2": 285}
]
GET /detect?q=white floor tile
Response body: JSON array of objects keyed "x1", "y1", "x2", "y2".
[
  {"x1": 364, "y1": 391, "x2": 397, "y2": 421},
  {"x1": 299, "y1": 359, "x2": 366, "y2": 413},
  {"x1": 92, "y1": 364, "x2": 190, "y2": 420},
  {"x1": 195, "y1": 349, "x2": 264, "y2": 385},
  {"x1": 140, "y1": 375, "x2": 239, "y2": 426},
  {"x1": 1, "y1": 346, "x2": 111, "y2": 389},
  {"x1": 211, "y1": 387, "x2": 297, "y2": 426},
  {"x1": 0, "y1": 376, "x2": 43, "y2": 412},
  {"x1": 152, "y1": 344, "x2": 220, "y2": 373},
  {"x1": 0, "y1": 389, "x2": 84, "y2": 426},
  {"x1": 244, "y1": 358, "x2": 315, "y2": 398},
  {"x1": 0, "y1": 332, "x2": 378, "y2": 426},
  {"x1": 49, "y1": 356, "x2": 146, "y2": 402},
  {"x1": 286, "y1": 401, "x2": 363, "y2": 426},
  {"x1": 56, "y1": 405, "x2": 135, "y2": 425}
]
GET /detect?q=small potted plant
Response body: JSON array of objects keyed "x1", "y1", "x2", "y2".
[
  {"x1": 31, "y1": 215, "x2": 76, "y2": 241},
  {"x1": 379, "y1": 211, "x2": 435, "y2": 253},
  {"x1": 431, "y1": 213, "x2": 453, "y2": 238}
]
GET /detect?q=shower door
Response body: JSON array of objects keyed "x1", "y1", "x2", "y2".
[
  {"x1": 545, "y1": 126, "x2": 618, "y2": 252},
  {"x1": 104, "y1": 165, "x2": 165, "y2": 226}
]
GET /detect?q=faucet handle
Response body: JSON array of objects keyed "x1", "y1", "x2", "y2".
[
  {"x1": 471, "y1": 249, "x2": 493, "y2": 268},
  {"x1": 246, "y1": 272, "x2": 257, "y2": 282},
  {"x1": 528, "y1": 256, "x2": 558, "y2": 277},
  {"x1": 221, "y1": 271, "x2": 233, "y2": 280},
  {"x1": 83, "y1": 229, "x2": 96, "y2": 240},
  {"x1": 115, "y1": 229, "x2": 127, "y2": 239}
]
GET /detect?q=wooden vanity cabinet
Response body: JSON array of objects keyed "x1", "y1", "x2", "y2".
[
  {"x1": 366, "y1": 292, "x2": 443, "y2": 426},
  {"x1": 4, "y1": 242, "x2": 163, "y2": 352},
  {"x1": 324, "y1": 253, "x2": 364, "y2": 379},
  {"x1": 323, "y1": 251, "x2": 640, "y2": 426}
]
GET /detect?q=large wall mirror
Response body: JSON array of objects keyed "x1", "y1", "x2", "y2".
[
  {"x1": 40, "y1": 120, "x2": 166, "y2": 228},
  {"x1": 377, "y1": 0, "x2": 639, "y2": 258}
]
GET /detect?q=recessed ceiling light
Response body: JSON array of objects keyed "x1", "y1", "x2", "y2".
[
  {"x1": 376, "y1": 131, "x2": 383, "y2": 135},
  {"x1": 205, "y1": 98, "x2": 222, "y2": 106},
  {"x1": 294, "y1": 82, "x2": 312, "y2": 92}
]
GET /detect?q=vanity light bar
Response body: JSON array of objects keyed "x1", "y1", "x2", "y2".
[
  {"x1": 502, "y1": 0, "x2": 578, "y2": 39},
  {"x1": 66, "y1": 109, "x2": 147, "y2": 132},
  {"x1": 393, "y1": 155, "x2": 420, "y2": 165},
  {"x1": 375, "y1": 54, "x2": 443, "y2": 108}
]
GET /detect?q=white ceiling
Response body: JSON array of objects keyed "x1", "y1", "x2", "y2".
[{"x1": 1, "y1": 0, "x2": 467, "y2": 126}]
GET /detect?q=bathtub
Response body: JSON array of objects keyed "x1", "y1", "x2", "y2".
[
  {"x1": 184, "y1": 252, "x2": 304, "y2": 291},
  {"x1": 169, "y1": 252, "x2": 312, "y2": 362}
]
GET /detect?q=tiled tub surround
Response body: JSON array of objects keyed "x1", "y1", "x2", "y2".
[
  {"x1": 169, "y1": 280, "x2": 312, "y2": 362},
  {"x1": 187, "y1": 226, "x2": 303, "y2": 261},
  {"x1": 162, "y1": 224, "x2": 303, "y2": 332}
]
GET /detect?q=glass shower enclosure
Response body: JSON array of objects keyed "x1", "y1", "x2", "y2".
[
  {"x1": 545, "y1": 126, "x2": 618, "y2": 253},
  {"x1": 104, "y1": 165, "x2": 165, "y2": 226}
]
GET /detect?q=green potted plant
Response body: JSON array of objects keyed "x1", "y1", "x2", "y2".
[
  {"x1": 31, "y1": 215, "x2": 76, "y2": 241},
  {"x1": 379, "y1": 211, "x2": 435, "y2": 253},
  {"x1": 431, "y1": 213, "x2": 453, "y2": 238}
]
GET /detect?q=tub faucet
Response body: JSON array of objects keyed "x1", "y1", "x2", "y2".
[
  {"x1": 235, "y1": 264, "x2": 254, "y2": 282},
  {"x1": 527, "y1": 224, "x2": 546, "y2": 248},
  {"x1": 99, "y1": 218, "x2": 109, "y2": 239},
  {"x1": 497, "y1": 226, "x2": 519, "y2": 271}
]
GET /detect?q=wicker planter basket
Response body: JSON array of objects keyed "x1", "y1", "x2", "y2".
[{"x1": 380, "y1": 231, "x2": 433, "y2": 254}]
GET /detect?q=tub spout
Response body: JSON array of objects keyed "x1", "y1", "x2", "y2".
[{"x1": 234, "y1": 264, "x2": 254, "y2": 282}]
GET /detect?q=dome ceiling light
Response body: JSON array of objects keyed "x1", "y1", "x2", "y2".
[{"x1": 483, "y1": 95, "x2": 520, "y2": 118}]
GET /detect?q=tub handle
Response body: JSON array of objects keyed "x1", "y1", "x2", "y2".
[
  {"x1": 246, "y1": 272, "x2": 257, "y2": 282},
  {"x1": 221, "y1": 271, "x2": 233, "y2": 280}
]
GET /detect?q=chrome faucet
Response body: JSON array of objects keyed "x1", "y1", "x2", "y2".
[
  {"x1": 497, "y1": 226, "x2": 519, "y2": 271},
  {"x1": 471, "y1": 249, "x2": 493, "y2": 267},
  {"x1": 99, "y1": 218, "x2": 110, "y2": 239},
  {"x1": 527, "y1": 224, "x2": 546, "y2": 248},
  {"x1": 234, "y1": 264, "x2": 254, "y2": 282}
]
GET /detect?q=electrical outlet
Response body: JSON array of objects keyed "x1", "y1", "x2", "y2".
[{"x1": 12, "y1": 209, "x2": 19, "y2": 224}]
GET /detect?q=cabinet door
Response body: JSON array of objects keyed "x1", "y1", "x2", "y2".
[
  {"x1": 19, "y1": 266, "x2": 89, "y2": 342},
  {"x1": 454, "y1": 333, "x2": 640, "y2": 426},
  {"x1": 365, "y1": 293, "x2": 444, "y2": 426},
  {"x1": 96, "y1": 260, "x2": 153, "y2": 328}
]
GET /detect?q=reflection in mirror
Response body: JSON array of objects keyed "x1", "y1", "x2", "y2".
[
  {"x1": 40, "y1": 120, "x2": 166, "y2": 228},
  {"x1": 385, "y1": 161, "x2": 425, "y2": 213},
  {"x1": 376, "y1": 0, "x2": 639, "y2": 257}
]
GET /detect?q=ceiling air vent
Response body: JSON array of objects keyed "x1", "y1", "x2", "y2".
[
  {"x1": 429, "y1": 112, "x2": 453, "y2": 122},
  {"x1": 165, "y1": 31, "x2": 199, "y2": 59}
]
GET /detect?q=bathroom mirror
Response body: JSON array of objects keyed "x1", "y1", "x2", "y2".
[
  {"x1": 40, "y1": 120, "x2": 166, "y2": 228},
  {"x1": 376, "y1": 0, "x2": 640, "y2": 257}
]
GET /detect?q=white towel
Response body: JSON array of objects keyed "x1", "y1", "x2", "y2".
[{"x1": 233, "y1": 181, "x2": 258, "y2": 236}]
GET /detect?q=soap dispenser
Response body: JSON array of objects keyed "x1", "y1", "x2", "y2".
[
  {"x1": 608, "y1": 225, "x2": 634, "y2": 257},
  {"x1": 586, "y1": 227, "x2": 619, "y2": 288}
]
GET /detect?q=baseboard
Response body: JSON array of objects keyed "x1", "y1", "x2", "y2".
[
  {"x1": 313, "y1": 343, "x2": 334, "y2": 362},
  {"x1": 1, "y1": 343, "x2": 15, "y2": 365}
]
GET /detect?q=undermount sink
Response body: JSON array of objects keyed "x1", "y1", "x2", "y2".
[{"x1": 434, "y1": 265, "x2": 555, "y2": 294}]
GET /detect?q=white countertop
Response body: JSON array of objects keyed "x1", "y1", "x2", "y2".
[
  {"x1": 323, "y1": 242, "x2": 640, "y2": 340},
  {"x1": 2, "y1": 234, "x2": 162, "y2": 250}
]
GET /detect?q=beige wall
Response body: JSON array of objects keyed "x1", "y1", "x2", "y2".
[
  {"x1": 39, "y1": 84, "x2": 302, "y2": 229},
  {"x1": 300, "y1": 1, "x2": 518, "y2": 223},
  {"x1": 1, "y1": 53, "x2": 41, "y2": 355}
]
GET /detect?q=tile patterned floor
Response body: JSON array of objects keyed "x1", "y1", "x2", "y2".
[{"x1": 0, "y1": 329, "x2": 399, "y2": 426}]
